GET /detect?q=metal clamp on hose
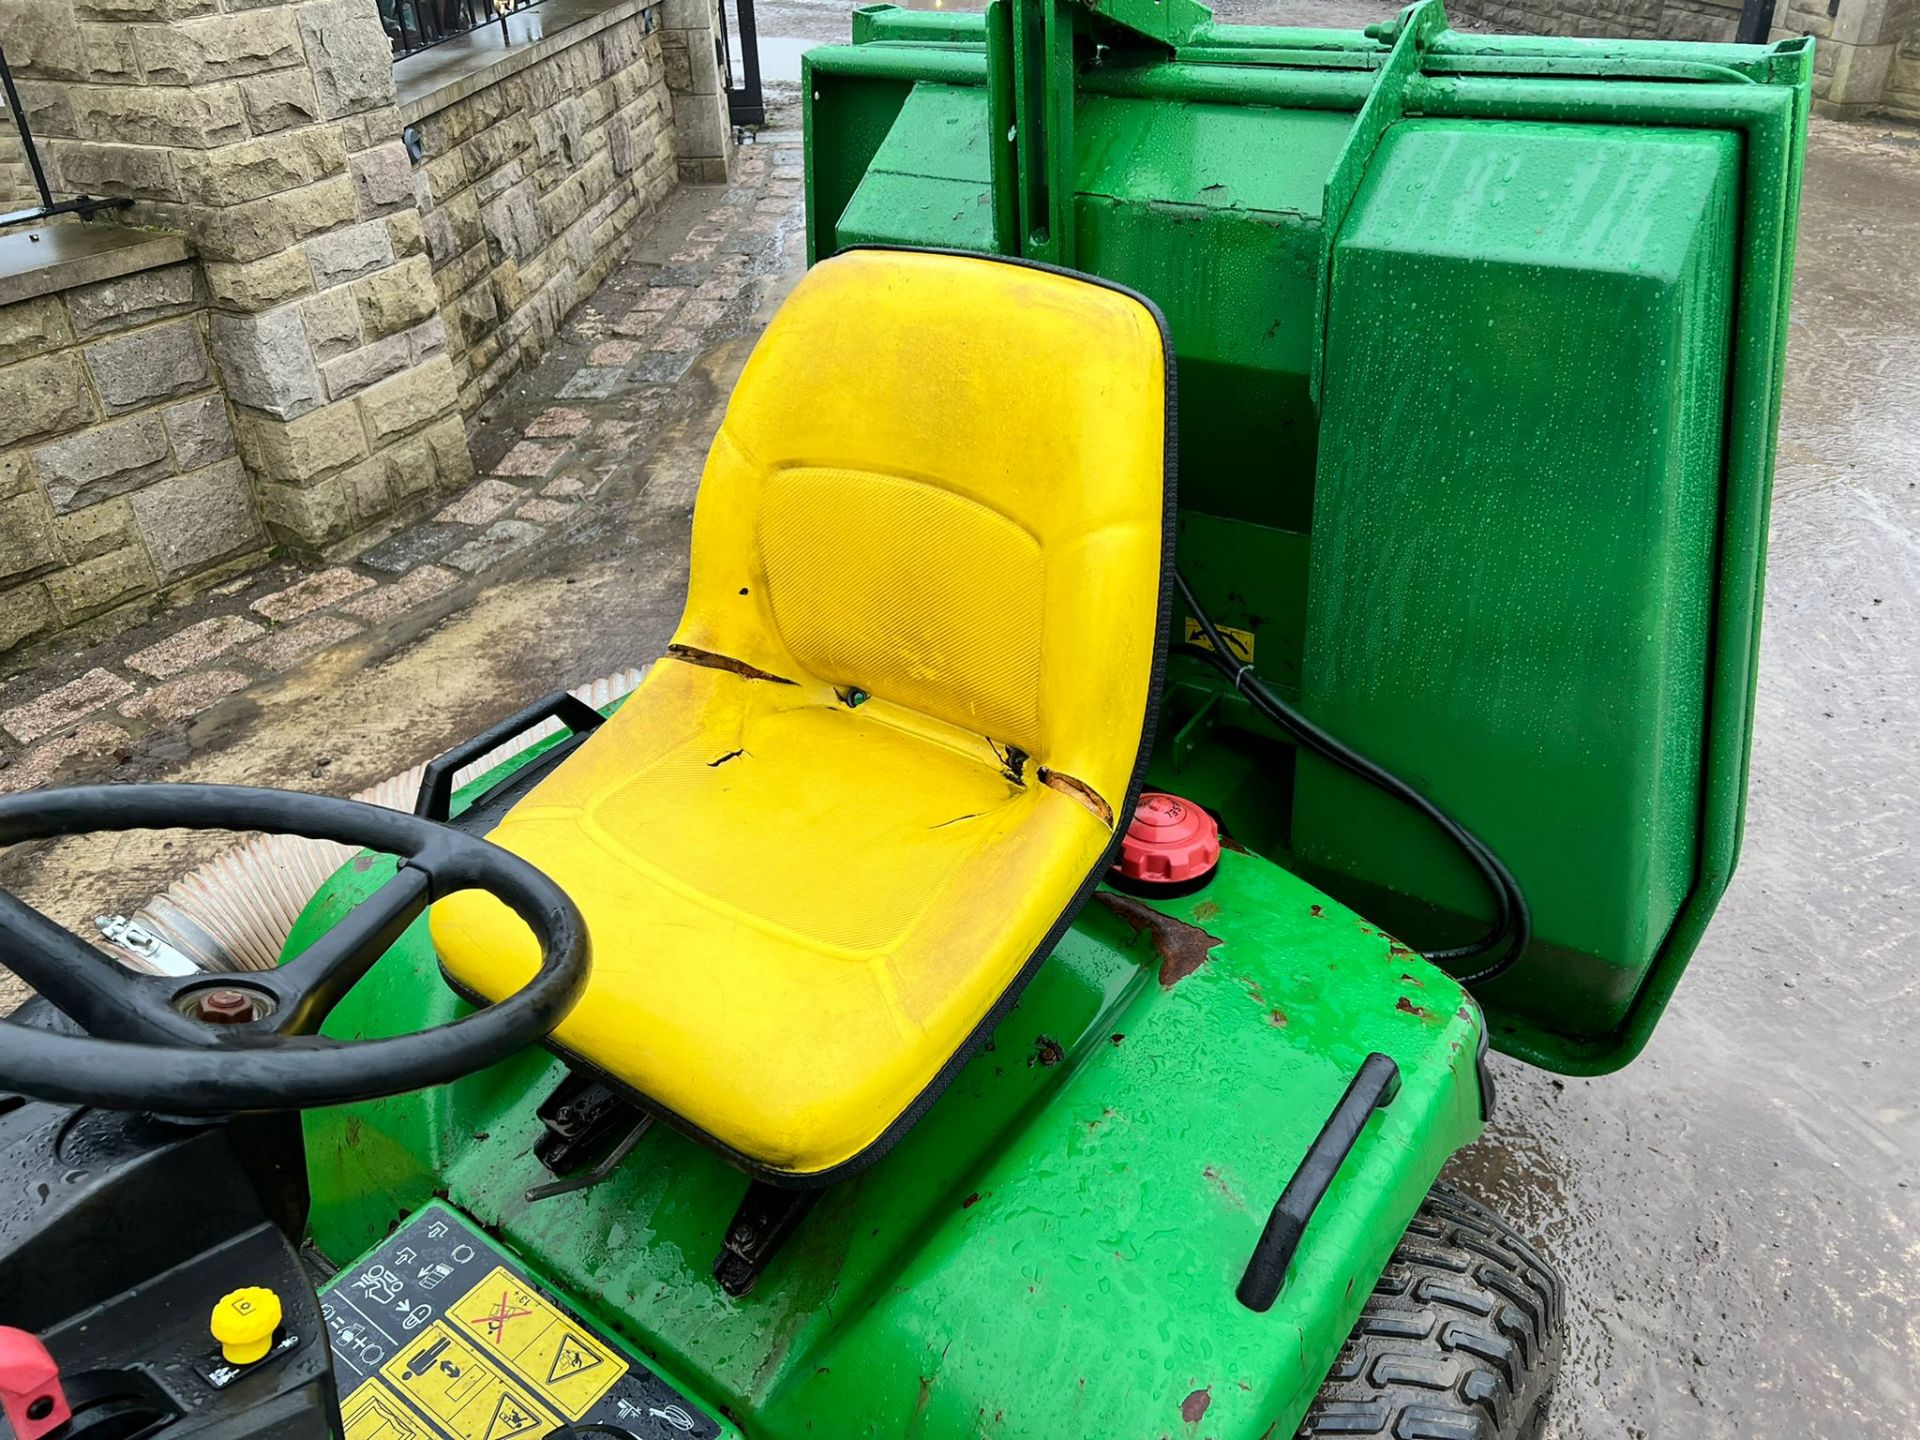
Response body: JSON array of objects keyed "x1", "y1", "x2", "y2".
[{"x1": 1238, "y1": 1052, "x2": 1402, "y2": 1312}]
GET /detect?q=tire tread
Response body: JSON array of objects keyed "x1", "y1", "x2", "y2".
[{"x1": 1297, "y1": 1183, "x2": 1565, "y2": 1440}]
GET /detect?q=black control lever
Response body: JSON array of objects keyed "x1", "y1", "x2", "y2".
[{"x1": 1237, "y1": 1051, "x2": 1402, "y2": 1312}]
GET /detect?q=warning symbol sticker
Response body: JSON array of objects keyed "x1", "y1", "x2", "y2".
[
  {"x1": 546, "y1": 1334, "x2": 603, "y2": 1387},
  {"x1": 1181, "y1": 615, "x2": 1255, "y2": 663},
  {"x1": 450, "y1": 1267, "x2": 626, "y2": 1418},
  {"x1": 319, "y1": 1203, "x2": 718, "y2": 1439},
  {"x1": 380, "y1": 1322, "x2": 563, "y2": 1440},
  {"x1": 341, "y1": 1380, "x2": 437, "y2": 1440}
]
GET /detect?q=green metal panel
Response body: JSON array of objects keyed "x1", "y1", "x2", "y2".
[
  {"x1": 291, "y1": 754, "x2": 1484, "y2": 1439},
  {"x1": 1075, "y1": 96, "x2": 1349, "y2": 532},
  {"x1": 1296, "y1": 119, "x2": 1740, "y2": 1049},
  {"x1": 835, "y1": 85, "x2": 1001, "y2": 252},
  {"x1": 803, "y1": 1, "x2": 1812, "y2": 1072}
]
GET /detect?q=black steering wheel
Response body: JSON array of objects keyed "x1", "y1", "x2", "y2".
[{"x1": 0, "y1": 784, "x2": 589, "y2": 1115}]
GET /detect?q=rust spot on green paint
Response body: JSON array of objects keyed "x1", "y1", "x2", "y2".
[
  {"x1": 1396, "y1": 996, "x2": 1435, "y2": 1021},
  {"x1": 1095, "y1": 891, "x2": 1223, "y2": 987},
  {"x1": 1267, "y1": 1009, "x2": 1287, "y2": 1027},
  {"x1": 1399, "y1": 972, "x2": 1425, "y2": 987},
  {"x1": 1181, "y1": 1387, "x2": 1212, "y2": 1423},
  {"x1": 1202, "y1": 1166, "x2": 1243, "y2": 1210},
  {"x1": 1309, "y1": 903, "x2": 1324, "y2": 917},
  {"x1": 962, "y1": 1191, "x2": 981, "y2": 1209},
  {"x1": 1029, "y1": 1035, "x2": 1065, "y2": 1067},
  {"x1": 1192, "y1": 899, "x2": 1222, "y2": 922}
]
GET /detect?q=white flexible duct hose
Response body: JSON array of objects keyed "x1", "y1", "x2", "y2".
[{"x1": 98, "y1": 668, "x2": 647, "y2": 975}]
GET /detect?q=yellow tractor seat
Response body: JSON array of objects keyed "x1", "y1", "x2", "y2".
[{"x1": 431, "y1": 249, "x2": 1173, "y2": 1182}]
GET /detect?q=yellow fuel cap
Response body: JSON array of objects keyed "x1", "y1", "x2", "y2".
[{"x1": 210, "y1": 1287, "x2": 282, "y2": 1366}]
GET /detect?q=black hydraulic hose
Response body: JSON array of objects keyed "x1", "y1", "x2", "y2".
[{"x1": 1174, "y1": 570, "x2": 1530, "y2": 989}]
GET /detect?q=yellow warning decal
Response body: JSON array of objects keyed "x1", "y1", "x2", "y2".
[
  {"x1": 342, "y1": 1380, "x2": 437, "y2": 1440},
  {"x1": 447, "y1": 1266, "x2": 628, "y2": 1419},
  {"x1": 1182, "y1": 616, "x2": 1255, "y2": 664},
  {"x1": 380, "y1": 1322, "x2": 563, "y2": 1440}
]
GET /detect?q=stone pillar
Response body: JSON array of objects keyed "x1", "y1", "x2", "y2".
[
  {"x1": 660, "y1": 0, "x2": 735, "y2": 184},
  {"x1": 1775, "y1": 0, "x2": 1919, "y2": 115},
  {"x1": 1, "y1": 237, "x2": 269, "y2": 654},
  {"x1": 0, "y1": 0, "x2": 474, "y2": 555}
]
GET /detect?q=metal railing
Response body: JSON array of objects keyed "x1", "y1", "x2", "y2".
[
  {"x1": 717, "y1": 0, "x2": 765, "y2": 126},
  {"x1": 382, "y1": 0, "x2": 552, "y2": 60},
  {"x1": 0, "y1": 43, "x2": 127, "y2": 230}
]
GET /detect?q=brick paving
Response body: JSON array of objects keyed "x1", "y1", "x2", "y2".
[
  {"x1": 124, "y1": 615, "x2": 264, "y2": 680},
  {"x1": 0, "y1": 129, "x2": 802, "y2": 796},
  {"x1": 251, "y1": 567, "x2": 375, "y2": 623}
]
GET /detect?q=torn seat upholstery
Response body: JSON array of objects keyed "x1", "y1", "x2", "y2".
[{"x1": 431, "y1": 248, "x2": 1172, "y2": 1182}]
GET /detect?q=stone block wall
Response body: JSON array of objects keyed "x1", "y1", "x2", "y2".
[
  {"x1": 407, "y1": 3, "x2": 681, "y2": 415},
  {"x1": 1, "y1": 130, "x2": 34, "y2": 211},
  {"x1": 0, "y1": 252, "x2": 267, "y2": 655},
  {"x1": 1447, "y1": 0, "x2": 1741, "y2": 39},
  {"x1": 1450, "y1": 0, "x2": 1920, "y2": 115},
  {"x1": 0, "y1": 0, "x2": 732, "y2": 659},
  {"x1": 0, "y1": 0, "x2": 475, "y2": 555},
  {"x1": 1887, "y1": 27, "x2": 1920, "y2": 114},
  {"x1": 1774, "y1": 0, "x2": 1920, "y2": 114}
]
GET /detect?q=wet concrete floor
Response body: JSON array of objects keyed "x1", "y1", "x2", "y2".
[{"x1": 3, "y1": 15, "x2": 1917, "y2": 1438}]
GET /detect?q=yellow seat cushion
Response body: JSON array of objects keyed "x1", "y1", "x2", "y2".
[{"x1": 431, "y1": 249, "x2": 1170, "y2": 1179}]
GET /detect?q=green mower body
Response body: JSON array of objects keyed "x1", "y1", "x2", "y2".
[
  {"x1": 295, "y1": 735, "x2": 1487, "y2": 1440},
  {"x1": 281, "y1": 4, "x2": 1809, "y2": 1436}
]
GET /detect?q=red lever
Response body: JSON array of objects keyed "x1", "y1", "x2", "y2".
[{"x1": 0, "y1": 1328, "x2": 71, "y2": 1440}]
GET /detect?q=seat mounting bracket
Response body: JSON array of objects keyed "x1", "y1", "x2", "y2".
[{"x1": 713, "y1": 1182, "x2": 822, "y2": 1297}]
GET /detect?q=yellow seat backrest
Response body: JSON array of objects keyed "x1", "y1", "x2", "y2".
[
  {"x1": 431, "y1": 250, "x2": 1173, "y2": 1180},
  {"x1": 676, "y1": 248, "x2": 1170, "y2": 816}
]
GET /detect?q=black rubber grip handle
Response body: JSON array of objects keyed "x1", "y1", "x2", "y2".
[
  {"x1": 415, "y1": 691, "x2": 605, "y2": 822},
  {"x1": 1238, "y1": 1051, "x2": 1402, "y2": 1312}
]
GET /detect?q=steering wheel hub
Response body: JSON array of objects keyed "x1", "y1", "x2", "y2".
[{"x1": 174, "y1": 984, "x2": 277, "y2": 1025}]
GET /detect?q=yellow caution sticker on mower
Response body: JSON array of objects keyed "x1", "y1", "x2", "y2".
[
  {"x1": 380, "y1": 1323, "x2": 561, "y2": 1440},
  {"x1": 1182, "y1": 616, "x2": 1255, "y2": 663},
  {"x1": 320, "y1": 1202, "x2": 717, "y2": 1440},
  {"x1": 341, "y1": 1375, "x2": 439, "y2": 1440},
  {"x1": 446, "y1": 1268, "x2": 625, "y2": 1418}
]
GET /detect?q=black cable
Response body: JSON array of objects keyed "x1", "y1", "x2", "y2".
[{"x1": 1174, "y1": 570, "x2": 1529, "y2": 989}]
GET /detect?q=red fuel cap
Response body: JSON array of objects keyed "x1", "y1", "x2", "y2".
[
  {"x1": 1111, "y1": 792, "x2": 1221, "y2": 894},
  {"x1": 0, "y1": 1328, "x2": 71, "y2": 1440}
]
